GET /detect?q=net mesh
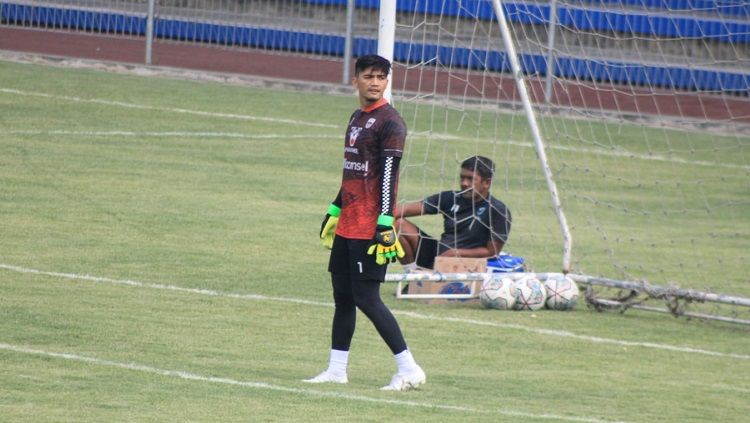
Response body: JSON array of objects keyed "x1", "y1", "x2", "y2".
[
  {"x1": 2, "y1": 0, "x2": 748, "y2": 319},
  {"x1": 390, "y1": 1, "x2": 750, "y2": 314}
]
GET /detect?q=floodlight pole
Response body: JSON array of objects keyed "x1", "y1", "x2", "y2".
[{"x1": 378, "y1": 0, "x2": 396, "y2": 102}]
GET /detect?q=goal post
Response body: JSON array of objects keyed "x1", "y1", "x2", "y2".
[
  {"x1": 489, "y1": 0, "x2": 572, "y2": 273},
  {"x1": 378, "y1": 0, "x2": 573, "y2": 273},
  {"x1": 377, "y1": 0, "x2": 397, "y2": 101}
]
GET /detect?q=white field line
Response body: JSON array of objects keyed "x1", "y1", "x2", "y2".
[
  {"x1": 424, "y1": 133, "x2": 750, "y2": 171},
  {"x1": 2, "y1": 263, "x2": 748, "y2": 361},
  {"x1": 6, "y1": 127, "x2": 748, "y2": 171},
  {"x1": 3, "y1": 87, "x2": 747, "y2": 170},
  {"x1": 0, "y1": 88, "x2": 338, "y2": 129},
  {"x1": 0, "y1": 343, "x2": 627, "y2": 423},
  {"x1": 5, "y1": 130, "x2": 337, "y2": 140},
  {"x1": 395, "y1": 312, "x2": 750, "y2": 360},
  {"x1": 665, "y1": 380, "x2": 750, "y2": 395}
]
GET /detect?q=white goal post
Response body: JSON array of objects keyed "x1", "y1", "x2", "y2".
[
  {"x1": 488, "y1": 0, "x2": 572, "y2": 273},
  {"x1": 378, "y1": 0, "x2": 572, "y2": 273}
]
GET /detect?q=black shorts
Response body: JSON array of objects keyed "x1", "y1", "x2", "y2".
[
  {"x1": 328, "y1": 235, "x2": 387, "y2": 282},
  {"x1": 414, "y1": 229, "x2": 439, "y2": 270}
]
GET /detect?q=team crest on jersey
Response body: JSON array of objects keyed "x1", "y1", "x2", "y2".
[
  {"x1": 477, "y1": 206, "x2": 486, "y2": 216},
  {"x1": 365, "y1": 118, "x2": 376, "y2": 129},
  {"x1": 349, "y1": 127, "x2": 363, "y2": 146}
]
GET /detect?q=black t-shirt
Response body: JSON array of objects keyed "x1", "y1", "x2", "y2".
[{"x1": 422, "y1": 190, "x2": 511, "y2": 254}]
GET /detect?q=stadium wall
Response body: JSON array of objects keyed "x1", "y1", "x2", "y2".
[{"x1": 1, "y1": 1, "x2": 748, "y2": 94}]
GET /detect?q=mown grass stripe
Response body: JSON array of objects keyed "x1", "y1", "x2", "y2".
[
  {"x1": 2, "y1": 263, "x2": 747, "y2": 361},
  {"x1": 0, "y1": 342, "x2": 629, "y2": 423}
]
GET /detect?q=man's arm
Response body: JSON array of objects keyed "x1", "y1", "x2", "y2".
[
  {"x1": 320, "y1": 189, "x2": 343, "y2": 249},
  {"x1": 368, "y1": 155, "x2": 406, "y2": 265},
  {"x1": 394, "y1": 201, "x2": 424, "y2": 219},
  {"x1": 439, "y1": 238, "x2": 504, "y2": 259}
]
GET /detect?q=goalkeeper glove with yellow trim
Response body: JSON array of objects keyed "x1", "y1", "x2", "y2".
[
  {"x1": 320, "y1": 204, "x2": 341, "y2": 249},
  {"x1": 367, "y1": 215, "x2": 405, "y2": 265}
]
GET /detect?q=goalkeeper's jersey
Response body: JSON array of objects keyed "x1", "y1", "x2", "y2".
[{"x1": 336, "y1": 98, "x2": 406, "y2": 240}]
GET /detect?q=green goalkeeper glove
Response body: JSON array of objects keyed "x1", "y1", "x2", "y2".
[
  {"x1": 320, "y1": 203, "x2": 341, "y2": 249},
  {"x1": 366, "y1": 215, "x2": 405, "y2": 265}
]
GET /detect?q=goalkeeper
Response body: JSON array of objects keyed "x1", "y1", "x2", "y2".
[
  {"x1": 305, "y1": 54, "x2": 425, "y2": 392},
  {"x1": 394, "y1": 155, "x2": 512, "y2": 271}
]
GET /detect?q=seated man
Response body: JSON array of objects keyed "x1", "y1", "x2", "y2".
[{"x1": 395, "y1": 155, "x2": 511, "y2": 271}]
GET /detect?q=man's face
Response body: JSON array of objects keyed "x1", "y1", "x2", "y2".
[
  {"x1": 459, "y1": 167, "x2": 492, "y2": 201},
  {"x1": 352, "y1": 67, "x2": 388, "y2": 105}
]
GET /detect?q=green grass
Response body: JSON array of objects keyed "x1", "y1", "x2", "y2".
[{"x1": 1, "y1": 60, "x2": 749, "y2": 422}]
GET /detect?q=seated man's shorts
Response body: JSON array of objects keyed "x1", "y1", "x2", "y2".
[{"x1": 414, "y1": 229, "x2": 439, "y2": 270}]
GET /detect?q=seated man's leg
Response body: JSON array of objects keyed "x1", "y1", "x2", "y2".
[
  {"x1": 395, "y1": 218, "x2": 439, "y2": 270},
  {"x1": 395, "y1": 218, "x2": 421, "y2": 264},
  {"x1": 413, "y1": 236, "x2": 438, "y2": 270}
]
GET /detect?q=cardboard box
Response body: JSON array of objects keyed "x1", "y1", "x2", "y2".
[
  {"x1": 434, "y1": 257, "x2": 487, "y2": 273},
  {"x1": 405, "y1": 257, "x2": 486, "y2": 303}
]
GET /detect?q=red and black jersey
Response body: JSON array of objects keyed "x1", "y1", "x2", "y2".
[{"x1": 336, "y1": 98, "x2": 406, "y2": 240}]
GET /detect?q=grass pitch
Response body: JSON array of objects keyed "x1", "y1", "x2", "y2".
[{"x1": 1, "y1": 59, "x2": 749, "y2": 422}]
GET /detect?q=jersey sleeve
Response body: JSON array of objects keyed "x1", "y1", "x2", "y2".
[
  {"x1": 379, "y1": 156, "x2": 400, "y2": 217},
  {"x1": 379, "y1": 116, "x2": 406, "y2": 158},
  {"x1": 423, "y1": 191, "x2": 452, "y2": 215},
  {"x1": 331, "y1": 189, "x2": 342, "y2": 209},
  {"x1": 377, "y1": 107, "x2": 406, "y2": 218}
]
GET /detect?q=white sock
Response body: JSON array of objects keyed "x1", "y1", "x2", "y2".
[
  {"x1": 402, "y1": 262, "x2": 417, "y2": 272},
  {"x1": 394, "y1": 349, "x2": 418, "y2": 374},
  {"x1": 327, "y1": 349, "x2": 349, "y2": 376}
]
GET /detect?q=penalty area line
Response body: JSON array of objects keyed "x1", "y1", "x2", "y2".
[
  {"x1": 1, "y1": 263, "x2": 748, "y2": 362},
  {"x1": 411, "y1": 133, "x2": 750, "y2": 171},
  {"x1": 0, "y1": 263, "x2": 334, "y2": 309},
  {"x1": 398, "y1": 312, "x2": 750, "y2": 361},
  {"x1": 0, "y1": 342, "x2": 627, "y2": 423},
  {"x1": 0, "y1": 87, "x2": 338, "y2": 129},
  {"x1": 3, "y1": 130, "x2": 338, "y2": 140}
]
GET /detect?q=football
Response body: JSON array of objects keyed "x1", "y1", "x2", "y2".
[
  {"x1": 512, "y1": 277, "x2": 547, "y2": 311},
  {"x1": 479, "y1": 274, "x2": 516, "y2": 310},
  {"x1": 544, "y1": 275, "x2": 579, "y2": 310}
]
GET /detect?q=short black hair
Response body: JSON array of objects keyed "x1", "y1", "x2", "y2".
[
  {"x1": 354, "y1": 54, "x2": 391, "y2": 76},
  {"x1": 461, "y1": 155, "x2": 495, "y2": 180}
]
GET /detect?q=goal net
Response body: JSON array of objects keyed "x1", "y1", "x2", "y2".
[
  {"x1": 385, "y1": 0, "x2": 750, "y2": 321},
  {"x1": 3, "y1": 0, "x2": 748, "y2": 321}
]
